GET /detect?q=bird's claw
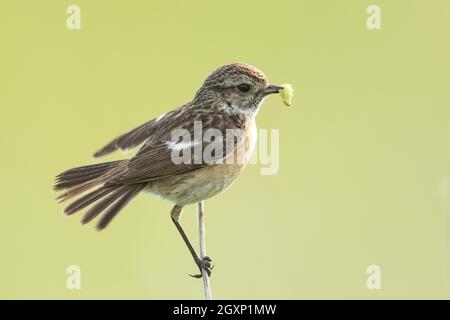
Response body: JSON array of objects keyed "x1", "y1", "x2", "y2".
[{"x1": 190, "y1": 256, "x2": 213, "y2": 278}]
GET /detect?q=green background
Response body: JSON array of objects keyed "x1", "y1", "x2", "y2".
[{"x1": 1, "y1": 0, "x2": 449, "y2": 299}]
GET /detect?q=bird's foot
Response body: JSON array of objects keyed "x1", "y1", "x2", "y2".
[{"x1": 190, "y1": 256, "x2": 213, "y2": 278}]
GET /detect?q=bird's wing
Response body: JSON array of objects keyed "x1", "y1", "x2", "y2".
[
  {"x1": 93, "y1": 118, "x2": 159, "y2": 158},
  {"x1": 107, "y1": 130, "x2": 245, "y2": 185},
  {"x1": 92, "y1": 103, "x2": 192, "y2": 158}
]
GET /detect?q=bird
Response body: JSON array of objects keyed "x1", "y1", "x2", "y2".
[{"x1": 53, "y1": 62, "x2": 284, "y2": 277}]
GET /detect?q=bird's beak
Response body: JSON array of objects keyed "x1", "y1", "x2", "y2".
[{"x1": 263, "y1": 84, "x2": 282, "y2": 95}]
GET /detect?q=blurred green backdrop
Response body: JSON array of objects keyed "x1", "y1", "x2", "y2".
[{"x1": 1, "y1": 0, "x2": 449, "y2": 299}]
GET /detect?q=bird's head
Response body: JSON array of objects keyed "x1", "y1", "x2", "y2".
[{"x1": 194, "y1": 62, "x2": 282, "y2": 116}]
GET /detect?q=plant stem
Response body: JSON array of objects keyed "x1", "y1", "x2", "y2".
[{"x1": 197, "y1": 201, "x2": 212, "y2": 300}]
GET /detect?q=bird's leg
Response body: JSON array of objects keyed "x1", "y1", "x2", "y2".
[{"x1": 170, "y1": 205, "x2": 213, "y2": 278}]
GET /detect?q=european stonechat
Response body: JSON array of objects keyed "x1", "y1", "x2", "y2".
[{"x1": 54, "y1": 62, "x2": 286, "y2": 277}]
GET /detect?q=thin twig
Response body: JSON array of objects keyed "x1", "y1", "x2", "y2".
[{"x1": 197, "y1": 201, "x2": 212, "y2": 300}]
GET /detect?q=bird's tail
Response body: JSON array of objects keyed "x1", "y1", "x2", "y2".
[{"x1": 53, "y1": 160, "x2": 146, "y2": 229}]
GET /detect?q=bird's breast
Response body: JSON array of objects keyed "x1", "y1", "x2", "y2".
[{"x1": 148, "y1": 118, "x2": 258, "y2": 206}]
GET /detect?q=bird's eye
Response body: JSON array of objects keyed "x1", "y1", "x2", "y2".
[{"x1": 237, "y1": 83, "x2": 251, "y2": 93}]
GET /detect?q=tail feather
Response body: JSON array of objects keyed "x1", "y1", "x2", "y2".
[
  {"x1": 55, "y1": 161, "x2": 127, "y2": 203},
  {"x1": 54, "y1": 161, "x2": 123, "y2": 190},
  {"x1": 64, "y1": 186, "x2": 115, "y2": 216},
  {"x1": 96, "y1": 184, "x2": 147, "y2": 230},
  {"x1": 81, "y1": 186, "x2": 129, "y2": 224},
  {"x1": 56, "y1": 161, "x2": 121, "y2": 178},
  {"x1": 54, "y1": 160, "x2": 146, "y2": 230},
  {"x1": 55, "y1": 174, "x2": 109, "y2": 191}
]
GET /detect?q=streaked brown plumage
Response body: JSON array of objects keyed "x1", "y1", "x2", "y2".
[{"x1": 54, "y1": 62, "x2": 283, "y2": 277}]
